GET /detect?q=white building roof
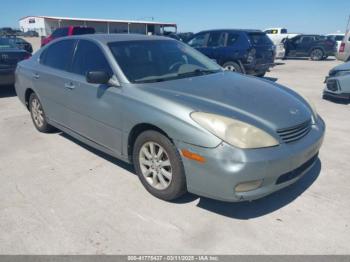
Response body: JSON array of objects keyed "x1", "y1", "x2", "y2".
[{"x1": 19, "y1": 16, "x2": 176, "y2": 26}]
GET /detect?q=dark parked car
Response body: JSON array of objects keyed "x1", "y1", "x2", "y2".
[
  {"x1": 5, "y1": 36, "x2": 33, "y2": 53},
  {"x1": 283, "y1": 34, "x2": 336, "y2": 60},
  {"x1": 41, "y1": 26, "x2": 95, "y2": 47},
  {"x1": 187, "y1": 29, "x2": 275, "y2": 77},
  {"x1": 0, "y1": 37, "x2": 31, "y2": 85},
  {"x1": 22, "y1": 30, "x2": 39, "y2": 37}
]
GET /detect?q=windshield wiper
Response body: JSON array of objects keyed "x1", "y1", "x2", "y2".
[
  {"x1": 177, "y1": 69, "x2": 220, "y2": 77},
  {"x1": 134, "y1": 78, "x2": 167, "y2": 83}
]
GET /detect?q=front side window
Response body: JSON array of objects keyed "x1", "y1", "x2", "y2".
[
  {"x1": 0, "y1": 38, "x2": 16, "y2": 49},
  {"x1": 108, "y1": 40, "x2": 221, "y2": 83},
  {"x1": 301, "y1": 36, "x2": 313, "y2": 44},
  {"x1": 41, "y1": 39, "x2": 76, "y2": 71},
  {"x1": 188, "y1": 33, "x2": 209, "y2": 48},
  {"x1": 71, "y1": 40, "x2": 113, "y2": 76}
]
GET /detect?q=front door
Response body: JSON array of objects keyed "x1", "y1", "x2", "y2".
[{"x1": 65, "y1": 39, "x2": 123, "y2": 155}]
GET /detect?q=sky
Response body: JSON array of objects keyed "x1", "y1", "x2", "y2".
[{"x1": 1, "y1": 0, "x2": 350, "y2": 34}]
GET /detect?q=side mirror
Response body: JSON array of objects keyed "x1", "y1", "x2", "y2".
[{"x1": 86, "y1": 71, "x2": 110, "y2": 85}]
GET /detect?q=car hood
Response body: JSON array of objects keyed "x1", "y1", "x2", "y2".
[
  {"x1": 140, "y1": 72, "x2": 312, "y2": 131},
  {"x1": 330, "y1": 61, "x2": 350, "y2": 73}
]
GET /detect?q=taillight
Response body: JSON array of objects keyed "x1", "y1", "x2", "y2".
[{"x1": 339, "y1": 43, "x2": 345, "y2": 53}]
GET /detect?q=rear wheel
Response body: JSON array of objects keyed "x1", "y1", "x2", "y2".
[
  {"x1": 133, "y1": 130, "x2": 187, "y2": 201},
  {"x1": 29, "y1": 93, "x2": 55, "y2": 133},
  {"x1": 310, "y1": 48, "x2": 324, "y2": 61},
  {"x1": 223, "y1": 61, "x2": 243, "y2": 73}
]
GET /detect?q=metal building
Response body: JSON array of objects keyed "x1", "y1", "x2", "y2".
[{"x1": 18, "y1": 16, "x2": 177, "y2": 37}]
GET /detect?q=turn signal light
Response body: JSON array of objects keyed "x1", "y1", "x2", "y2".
[{"x1": 181, "y1": 149, "x2": 206, "y2": 163}]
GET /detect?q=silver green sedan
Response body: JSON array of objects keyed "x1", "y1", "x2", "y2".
[{"x1": 15, "y1": 34, "x2": 325, "y2": 202}]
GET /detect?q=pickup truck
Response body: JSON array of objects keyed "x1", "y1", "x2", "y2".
[{"x1": 264, "y1": 28, "x2": 298, "y2": 59}]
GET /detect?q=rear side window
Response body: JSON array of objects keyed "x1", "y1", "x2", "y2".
[
  {"x1": 281, "y1": 29, "x2": 288, "y2": 34},
  {"x1": 207, "y1": 32, "x2": 225, "y2": 47},
  {"x1": 71, "y1": 40, "x2": 113, "y2": 76},
  {"x1": 248, "y1": 33, "x2": 272, "y2": 45},
  {"x1": 52, "y1": 28, "x2": 69, "y2": 38},
  {"x1": 72, "y1": 27, "x2": 95, "y2": 35},
  {"x1": 226, "y1": 33, "x2": 239, "y2": 46},
  {"x1": 41, "y1": 40, "x2": 76, "y2": 71}
]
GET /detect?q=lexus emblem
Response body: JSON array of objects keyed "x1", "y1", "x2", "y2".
[{"x1": 1, "y1": 54, "x2": 8, "y2": 60}]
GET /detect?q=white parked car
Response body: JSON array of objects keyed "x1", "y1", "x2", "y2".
[
  {"x1": 264, "y1": 28, "x2": 298, "y2": 59},
  {"x1": 264, "y1": 28, "x2": 298, "y2": 46},
  {"x1": 327, "y1": 33, "x2": 345, "y2": 53}
]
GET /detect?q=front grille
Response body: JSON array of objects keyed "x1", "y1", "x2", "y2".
[
  {"x1": 327, "y1": 79, "x2": 340, "y2": 92},
  {"x1": 276, "y1": 153, "x2": 318, "y2": 184},
  {"x1": 277, "y1": 120, "x2": 312, "y2": 143}
]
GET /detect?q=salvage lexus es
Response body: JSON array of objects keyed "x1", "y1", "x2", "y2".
[{"x1": 15, "y1": 34, "x2": 325, "y2": 202}]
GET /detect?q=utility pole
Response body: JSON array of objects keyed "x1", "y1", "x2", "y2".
[{"x1": 346, "y1": 15, "x2": 350, "y2": 33}]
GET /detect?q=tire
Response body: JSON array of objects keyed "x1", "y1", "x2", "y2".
[
  {"x1": 310, "y1": 48, "x2": 324, "y2": 61},
  {"x1": 256, "y1": 72, "x2": 266, "y2": 77},
  {"x1": 222, "y1": 61, "x2": 243, "y2": 73},
  {"x1": 133, "y1": 130, "x2": 187, "y2": 201},
  {"x1": 29, "y1": 93, "x2": 55, "y2": 133}
]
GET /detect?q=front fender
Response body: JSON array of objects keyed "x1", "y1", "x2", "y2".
[{"x1": 120, "y1": 93, "x2": 222, "y2": 156}]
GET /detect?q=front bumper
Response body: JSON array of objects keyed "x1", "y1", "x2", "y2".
[
  {"x1": 0, "y1": 68, "x2": 15, "y2": 85},
  {"x1": 323, "y1": 77, "x2": 350, "y2": 100},
  {"x1": 177, "y1": 117, "x2": 325, "y2": 202}
]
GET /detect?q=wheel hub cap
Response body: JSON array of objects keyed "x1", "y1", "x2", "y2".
[{"x1": 139, "y1": 142, "x2": 172, "y2": 190}]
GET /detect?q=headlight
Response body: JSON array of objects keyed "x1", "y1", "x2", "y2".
[
  {"x1": 296, "y1": 92, "x2": 318, "y2": 122},
  {"x1": 191, "y1": 112, "x2": 279, "y2": 149}
]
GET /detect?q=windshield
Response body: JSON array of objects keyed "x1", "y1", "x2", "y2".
[
  {"x1": 0, "y1": 38, "x2": 16, "y2": 49},
  {"x1": 248, "y1": 33, "x2": 273, "y2": 45},
  {"x1": 108, "y1": 40, "x2": 222, "y2": 83}
]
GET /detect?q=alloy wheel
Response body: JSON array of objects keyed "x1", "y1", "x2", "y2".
[
  {"x1": 139, "y1": 142, "x2": 172, "y2": 190},
  {"x1": 31, "y1": 98, "x2": 44, "y2": 128}
]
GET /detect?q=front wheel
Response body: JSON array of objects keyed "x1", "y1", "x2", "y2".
[
  {"x1": 133, "y1": 130, "x2": 187, "y2": 201},
  {"x1": 223, "y1": 61, "x2": 243, "y2": 73},
  {"x1": 310, "y1": 49, "x2": 324, "y2": 61},
  {"x1": 29, "y1": 93, "x2": 55, "y2": 133}
]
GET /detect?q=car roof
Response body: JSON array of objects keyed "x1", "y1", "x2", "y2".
[
  {"x1": 196, "y1": 29, "x2": 263, "y2": 34},
  {"x1": 67, "y1": 33, "x2": 173, "y2": 44}
]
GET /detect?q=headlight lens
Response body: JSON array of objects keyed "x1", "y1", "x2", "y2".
[{"x1": 191, "y1": 112, "x2": 279, "y2": 149}]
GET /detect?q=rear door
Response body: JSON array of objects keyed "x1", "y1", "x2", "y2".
[
  {"x1": 34, "y1": 39, "x2": 77, "y2": 126},
  {"x1": 247, "y1": 32, "x2": 274, "y2": 65},
  {"x1": 65, "y1": 39, "x2": 123, "y2": 154}
]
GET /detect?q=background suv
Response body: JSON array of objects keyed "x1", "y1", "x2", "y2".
[
  {"x1": 41, "y1": 26, "x2": 95, "y2": 47},
  {"x1": 337, "y1": 30, "x2": 350, "y2": 62},
  {"x1": 283, "y1": 34, "x2": 336, "y2": 60},
  {"x1": 187, "y1": 29, "x2": 275, "y2": 77}
]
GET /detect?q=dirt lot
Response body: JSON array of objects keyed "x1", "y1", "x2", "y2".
[{"x1": 0, "y1": 58, "x2": 349, "y2": 254}]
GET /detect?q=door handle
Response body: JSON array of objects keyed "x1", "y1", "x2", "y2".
[
  {"x1": 64, "y1": 82, "x2": 75, "y2": 90},
  {"x1": 32, "y1": 73, "x2": 40, "y2": 79}
]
